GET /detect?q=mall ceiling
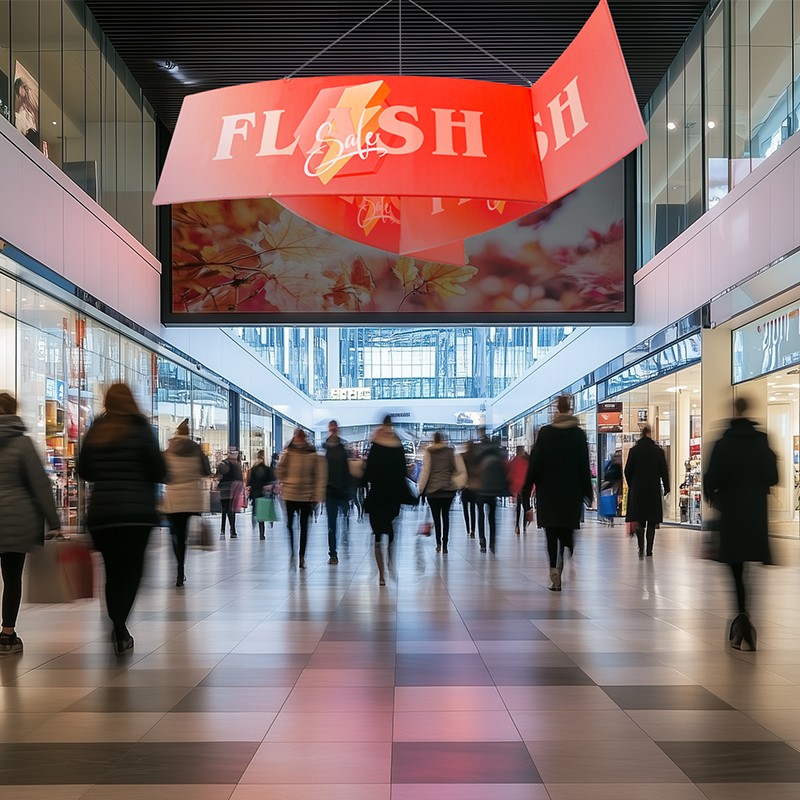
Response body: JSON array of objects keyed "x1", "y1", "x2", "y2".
[{"x1": 83, "y1": 0, "x2": 711, "y2": 129}]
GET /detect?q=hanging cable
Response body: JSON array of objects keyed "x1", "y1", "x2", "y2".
[
  {"x1": 406, "y1": 0, "x2": 532, "y2": 85},
  {"x1": 286, "y1": 0, "x2": 396, "y2": 79}
]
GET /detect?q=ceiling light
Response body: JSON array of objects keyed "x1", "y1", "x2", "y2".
[
  {"x1": 667, "y1": 121, "x2": 676, "y2": 130},
  {"x1": 707, "y1": 120, "x2": 716, "y2": 129},
  {"x1": 51, "y1": 120, "x2": 57, "y2": 126}
]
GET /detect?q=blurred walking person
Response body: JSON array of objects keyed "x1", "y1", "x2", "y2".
[
  {"x1": 460, "y1": 440, "x2": 479, "y2": 537},
  {"x1": 474, "y1": 432, "x2": 510, "y2": 553},
  {"x1": 419, "y1": 432, "x2": 467, "y2": 554},
  {"x1": 0, "y1": 392, "x2": 61, "y2": 655},
  {"x1": 163, "y1": 419, "x2": 211, "y2": 586},
  {"x1": 522, "y1": 395, "x2": 592, "y2": 591},
  {"x1": 78, "y1": 383, "x2": 166, "y2": 655},
  {"x1": 216, "y1": 447, "x2": 244, "y2": 538},
  {"x1": 323, "y1": 420, "x2": 351, "y2": 564},
  {"x1": 247, "y1": 449, "x2": 276, "y2": 539},
  {"x1": 625, "y1": 425, "x2": 670, "y2": 558},
  {"x1": 508, "y1": 445, "x2": 530, "y2": 535},
  {"x1": 277, "y1": 429, "x2": 326, "y2": 569},
  {"x1": 364, "y1": 416, "x2": 409, "y2": 585},
  {"x1": 704, "y1": 396, "x2": 778, "y2": 651}
]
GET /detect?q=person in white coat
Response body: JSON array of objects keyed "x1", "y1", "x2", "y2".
[
  {"x1": 163, "y1": 419, "x2": 211, "y2": 586},
  {"x1": 418, "y1": 432, "x2": 467, "y2": 553}
]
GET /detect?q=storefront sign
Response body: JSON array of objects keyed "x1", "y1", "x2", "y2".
[
  {"x1": 154, "y1": 0, "x2": 645, "y2": 264},
  {"x1": 597, "y1": 401, "x2": 623, "y2": 433},
  {"x1": 330, "y1": 387, "x2": 371, "y2": 400},
  {"x1": 732, "y1": 300, "x2": 800, "y2": 383}
]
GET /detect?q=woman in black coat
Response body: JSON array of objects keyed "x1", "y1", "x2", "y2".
[
  {"x1": 624, "y1": 426, "x2": 670, "y2": 558},
  {"x1": 364, "y1": 416, "x2": 409, "y2": 586},
  {"x1": 704, "y1": 396, "x2": 778, "y2": 650},
  {"x1": 78, "y1": 383, "x2": 167, "y2": 655},
  {"x1": 522, "y1": 396, "x2": 592, "y2": 591}
]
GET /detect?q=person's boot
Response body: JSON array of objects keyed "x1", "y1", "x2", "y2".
[
  {"x1": 374, "y1": 544, "x2": 386, "y2": 586},
  {"x1": 548, "y1": 568, "x2": 561, "y2": 592}
]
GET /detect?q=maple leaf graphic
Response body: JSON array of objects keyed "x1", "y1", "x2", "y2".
[
  {"x1": 392, "y1": 257, "x2": 419, "y2": 289},
  {"x1": 262, "y1": 256, "x2": 335, "y2": 312},
  {"x1": 417, "y1": 262, "x2": 478, "y2": 297},
  {"x1": 256, "y1": 211, "x2": 338, "y2": 263},
  {"x1": 323, "y1": 257, "x2": 376, "y2": 311}
]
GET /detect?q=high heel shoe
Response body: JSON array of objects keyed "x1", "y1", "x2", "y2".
[{"x1": 730, "y1": 612, "x2": 757, "y2": 651}]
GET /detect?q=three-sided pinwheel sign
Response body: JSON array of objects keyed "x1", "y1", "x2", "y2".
[{"x1": 155, "y1": 0, "x2": 646, "y2": 267}]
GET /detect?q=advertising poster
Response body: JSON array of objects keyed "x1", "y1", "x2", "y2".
[
  {"x1": 168, "y1": 162, "x2": 626, "y2": 324},
  {"x1": 13, "y1": 60, "x2": 39, "y2": 146},
  {"x1": 597, "y1": 401, "x2": 623, "y2": 433}
]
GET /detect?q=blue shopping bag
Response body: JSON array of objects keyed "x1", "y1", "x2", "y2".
[{"x1": 599, "y1": 492, "x2": 617, "y2": 517}]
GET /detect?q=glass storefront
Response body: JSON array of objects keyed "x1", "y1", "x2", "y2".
[
  {"x1": 0, "y1": 257, "x2": 295, "y2": 523},
  {"x1": 733, "y1": 300, "x2": 800, "y2": 538},
  {"x1": 603, "y1": 364, "x2": 702, "y2": 525}
]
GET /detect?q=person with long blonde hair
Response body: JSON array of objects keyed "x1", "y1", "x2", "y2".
[{"x1": 78, "y1": 384, "x2": 166, "y2": 655}]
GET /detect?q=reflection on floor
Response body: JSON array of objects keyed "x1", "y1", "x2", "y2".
[{"x1": 3, "y1": 505, "x2": 800, "y2": 799}]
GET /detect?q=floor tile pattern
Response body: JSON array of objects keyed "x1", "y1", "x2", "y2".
[{"x1": 2, "y1": 506, "x2": 800, "y2": 798}]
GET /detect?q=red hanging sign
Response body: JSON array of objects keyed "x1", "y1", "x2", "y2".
[{"x1": 154, "y1": 0, "x2": 645, "y2": 264}]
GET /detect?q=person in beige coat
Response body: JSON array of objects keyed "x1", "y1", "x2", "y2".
[
  {"x1": 276, "y1": 429, "x2": 326, "y2": 568},
  {"x1": 163, "y1": 419, "x2": 211, "y2": 586}
]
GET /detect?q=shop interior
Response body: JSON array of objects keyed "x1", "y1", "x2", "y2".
[
  {"x1": 735, "y1": 366, "x2": 800, "y2": 539},
  {"x1": 601, "y1": 364, "x2": 702, "y2": 526}
]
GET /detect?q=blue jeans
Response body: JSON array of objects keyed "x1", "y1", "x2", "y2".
[{"x1": 326, "y1": 497, "x2": 350, "y2": 557}]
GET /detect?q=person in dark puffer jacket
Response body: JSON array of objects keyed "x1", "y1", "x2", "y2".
[
  {"x1": 0, "y1": 392, "x2": 62, "y2": 655},
  {"x1": 78, "y1": 383, "x2": 166, "y2": 655}
]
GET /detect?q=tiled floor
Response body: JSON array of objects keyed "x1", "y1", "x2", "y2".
[{"x1": 3, "y1": 505, "x2": 800, "y2": 799}]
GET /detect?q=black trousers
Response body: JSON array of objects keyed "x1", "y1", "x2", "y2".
[
  {"x1": 220, "y1": 498, "x2": 237, "y2": 534},
  {"x1": 285, "y1": 501, "x2": 313, "y2": 558},
  {"x1": 1, "y1": 551, "x2": 26, "y2": 628},
  {"x1": 477, "y1": 495, "x2": 497, "y2": 547},
  {"x1": 544, "y1": 527, "x2": 574, "y2": 568},
  {"x1": 91, "y1": 527, "x2": 151, "y2": 636},
  {"x1": 461, "y1": 489, "x2": 476, "y2": 534},
  {"x1": 428, "y1": 496, "x2": 454, "y2": 548},
  {"x1": 730, "y1": 562, "x2": 746, "y2": 613},
  {"x1": 635, "y1": 522, "x2": 657, "y2": 555},
  {"x1": 168, "y1": 512, "x2": 192, "y2": 579}
]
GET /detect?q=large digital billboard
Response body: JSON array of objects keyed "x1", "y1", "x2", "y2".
[{"x1": 165, "y1": 160, "x2": 630, "y2": 325}]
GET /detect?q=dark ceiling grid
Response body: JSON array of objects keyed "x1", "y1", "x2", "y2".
[{"x1": 84, "y1": 0, "x2": 710, "y2": 128}]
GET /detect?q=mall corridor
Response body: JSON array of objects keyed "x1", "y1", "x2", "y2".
[{"x1": 3, "y1": 506, "x2": 800, "y2": 798}]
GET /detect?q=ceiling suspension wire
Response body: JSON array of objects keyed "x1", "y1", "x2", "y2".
[
  {"x1": 406, "y1": 0, "x2": 532, "y2": 85},
  {"x1": 285, "y1": 0, "x2": 395, "y2": 79}
]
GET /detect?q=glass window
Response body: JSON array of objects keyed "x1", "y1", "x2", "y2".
[
  {"x1": 100, "y1": 38, "x2": 116, "y2": 215},
  {"x1": 62, "y1": 0, "x2": 88, "y2": 191},
  {"x1": 730, "y1": 0, "x2": 752, "y2": 187},
  {"x1": 193, "y1": 375, "x2": 228, "y2": 470},
  {"x1": 648, "y1": 83, "x2": 667, "y2": 256},
  {"x1": 684, "y1": 27, "x2": 703, "y2": 225},
  {"x1": 748, "y1": 0, "x2": 792, "y2": 163},
  {"x1": 795, "y1": 0, "x2": 800, "y2": 133},
  {"x1": 10, "y1": 0, "x2": 40, "y2": 148},
  {"x1": 666, "y1": 55, "x2": 687, "y2": 231},
  {"x1": 84, "y1": 12, "x2": 100, "y2": 203},
  {"x1": 0, "y1": 1, "x2": 10, "y2": 123},
  {"x1": 705, "y1": 3, "x2": 728, "y2": 209},
  {"x1": 117, "y1": 62, "x2": 142, "y2": 240},
  {"x1": 39, "y1": 0, "x2": 62, "y2": 166},
  {"x1": 120, "y1": 335, "x2": 154, "y2": 420},
  {"x1": 142, "y1": 102, "x2": 156, "y2": 252}
]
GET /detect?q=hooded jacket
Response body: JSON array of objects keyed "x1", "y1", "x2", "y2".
[
  {"x1": 522, "y1": 413, "x2": 592, "y2": 529},
  {"x1": 704, "y1": 417, "x2": 778, "y2": 564},
  {"x1": 364, "y1": 426, "x2": 409, "y2": 515},
  {"x1": 418, "y1": 442, "x2": 467, "y2": 498},
  {"x1": 277, "y1": 441, "x2": 327, "y2": 502},
  {"x1": 78, "y1": 412, "x2": 167, "y2": 531},
  {"x1": 163, "y1": 435, "x2": 211, "y2": 514},
  {"x1": 0, "y1": 415, "x2": 61, "y2": 551}
]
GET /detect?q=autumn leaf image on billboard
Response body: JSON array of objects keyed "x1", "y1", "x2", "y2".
[{"x1": 170, "y1": 163, "x2": 625, "y2": 320}]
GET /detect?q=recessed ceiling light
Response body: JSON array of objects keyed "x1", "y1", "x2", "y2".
[
  {"x1": 707, "y1": 120, "x2": 716, "y2": 129},
  {"x1": 51, "y1": 120, "x2": 57, "y2": 126},
  {"x1": 667, "y1": 122, "x2": 676, "y2": 130}
]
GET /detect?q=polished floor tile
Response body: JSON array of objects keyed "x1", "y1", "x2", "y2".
[
  {"x1": 5, "y1": 511, "x2": 800, "y2": 794},
  {"x1": 658, "y1": 741, "x2": 800, "y2": 782}
]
